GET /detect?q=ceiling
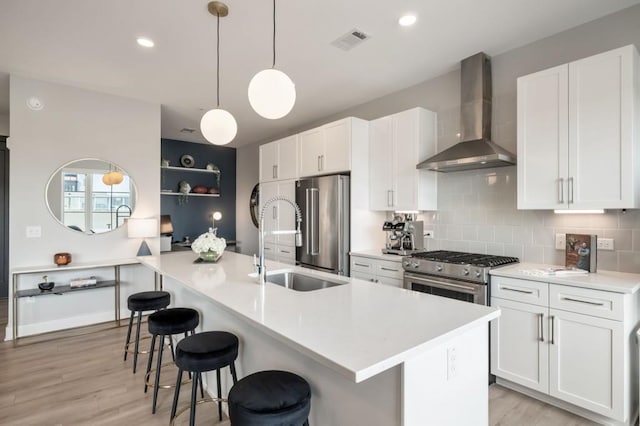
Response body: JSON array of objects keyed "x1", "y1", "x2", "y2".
[{"x1": 1, "y1": 0, "x2": 638, "y2": 147}]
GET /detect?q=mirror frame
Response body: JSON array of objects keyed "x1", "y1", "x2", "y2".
[{"x1": 45, "y1": 158, "x2": 138, "y2": 235}]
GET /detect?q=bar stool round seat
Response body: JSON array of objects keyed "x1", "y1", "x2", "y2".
[
  {"x1": 228, "y1": 370, "x2": 311, "y2": 426},
  {"x1": 145, "y1": 307, "x2": 200, "y2": 414},
  {"x1": 171, "y1": 331, "x2": 239, "y2": 425},
  {"x1": 123, "y1": 291, "x2": 171, "y2": 374}
]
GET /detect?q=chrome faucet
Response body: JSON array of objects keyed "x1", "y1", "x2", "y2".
[{"x1": 255, "y1": 196, "x2": 303, "y2": 285}]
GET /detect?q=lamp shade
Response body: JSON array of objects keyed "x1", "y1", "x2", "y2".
[
  {"x1": 200, "y1": 108, "x2": 237, "y2": 145},
  {"x1": 160, "y1": 215, "x2": 174, "y2": 234},
  {"x1": 127, "y1": 218, "x2": 158, "y2": 239},
  {"x1": 248, "y1": 68, "x2": 296, "y2": 119}
]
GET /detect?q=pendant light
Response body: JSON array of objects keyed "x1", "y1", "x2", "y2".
[
  {"x1": 200, "y1": 1, "x2": 237, "y2": 145},
  {"x1": 248, "y1": 0, "x2": 296, "y2": 119}
]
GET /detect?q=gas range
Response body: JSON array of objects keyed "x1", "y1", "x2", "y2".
[{"x1": 402, "y1": 250, "x2": 519, "y2": 284}]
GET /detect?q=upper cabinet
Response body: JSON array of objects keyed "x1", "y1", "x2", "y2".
[
  {"x1": 517, "y1": 45, "x2": 640, "y2": 210},
  {"x1": 369, "y1": 107, "x2": 438, "y2": 211},
  {"x1": 259, "y1": 135, "x2": 298, "y2": 183},
  {"x1": 299, "y1": 118, "x2": 353, "y2": 177}
]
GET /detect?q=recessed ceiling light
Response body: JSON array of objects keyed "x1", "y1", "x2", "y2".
[
  {"x1": 136, "y1": 37, "x2": 155, "y2": 48},
  {"x1": 398, "y1": 14, "x2": 417, "y2": 27}
]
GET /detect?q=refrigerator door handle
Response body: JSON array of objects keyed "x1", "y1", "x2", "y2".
[{"x1": 308, "y1": 188, "x2": 320, "y2": 255}]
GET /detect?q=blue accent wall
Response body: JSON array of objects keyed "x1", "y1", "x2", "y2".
[{"x1": 161, "y1": 138, "x2": 236, "y2": 243}]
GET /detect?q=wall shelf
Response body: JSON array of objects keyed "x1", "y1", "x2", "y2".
[
  {"x1": 161, "y1": 166, "x2": 220, "y2": 174},
  {"x1": 160, "y1": 192, "x2": 220, "y2": 198},
  {"x1": 16, "y1": 280, "x2": 116, "y2": 298}
]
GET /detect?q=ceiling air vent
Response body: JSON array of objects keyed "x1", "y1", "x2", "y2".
[
  {"x1": 180, "y1": 128, "x2": 196, "y2": 134},
  {"x1": 331, "y1": 28, "x2": 371, "y2": 51}
]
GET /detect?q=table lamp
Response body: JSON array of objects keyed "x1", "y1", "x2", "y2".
[
  {"x1": 211, "y1": 211, "x2": 222, "y2": 235},
  {"x1": 127, "y1": 218, "x2": 158, "y2": 256}
]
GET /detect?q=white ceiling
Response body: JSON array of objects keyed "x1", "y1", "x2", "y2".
[{"x1": 1, "y1": 0, "x2": 638, "y2": 146}]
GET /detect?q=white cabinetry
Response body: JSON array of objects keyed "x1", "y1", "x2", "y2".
[
  {"x1": 298, "y1": 118, "x2": 355, "y2": 177},
  {"x1": 369, "y1": 107, "x2": 437, "y2": 211},
  {"x1": 350, "y1": 255, "x2": 403, "y2": 287},
  {"x1": 259, "y1": 179, "x2": 296, "y2": 265},
  {"x1": 517, "y1": 44, "x2": 640, "y2": 210},
  {"x1": 259, "y1": 135, "x2": 298, "y2": 183},
  {"x1": 491, "y1": 276, "x2": 637, "y2": 424}
]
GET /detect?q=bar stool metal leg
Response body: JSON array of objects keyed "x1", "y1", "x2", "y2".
[
  {"x1": 171, "y1": 369, "x2": 184, "y2": 421},
  {"x1": 144, "y1": 334, "x2": 158, "y2": 394},
  {"x1": 152, "y1": 333, "x2": 165, "y2": 414},
  {"x1": 124, "y1": 311, "x2": 135, "y2": 361},
  {"x1": 190, "y1": 373, "x2": 199, "y2": 426},
  {"x1": 133, "y1": 311, "x2": 143, "y2": 373},
  {"x1": 230, "y1": 361, "x2": 238, "y2": 384}
]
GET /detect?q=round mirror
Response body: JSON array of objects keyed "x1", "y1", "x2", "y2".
[{"x1": 45, "y1": 159, "x2": 137, "y2": 234}]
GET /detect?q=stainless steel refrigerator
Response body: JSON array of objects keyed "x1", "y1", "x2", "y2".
[{"x1": 296, "y1": 175, "x2": 350, "y2": 276}]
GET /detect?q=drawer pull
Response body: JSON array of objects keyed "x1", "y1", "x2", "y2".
[
  {"x1": 561, "y1": 296, "x2": 605, "y2": 307},
  {"x1": 538, "y1": 313, "x2": 544, "y2": 342},
  {"x1": 501, "y1": 286, "x2": 534, "y2": 295},
  {"x1": 380, "y1": 267, "x2": 399, "y2": 272},
  {"x1": 354, "y1": 263, "x2": 370, "y2": 268},
  {"x1": 280, "y1": 250, "x2": 290, "y2": 254},
  {"x1": 550, "y1": 315, "x2": 555, "y2": 345}
]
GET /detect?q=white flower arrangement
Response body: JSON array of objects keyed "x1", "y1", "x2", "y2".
[{"x1": 191, "y1": 229, "x2": 226, "y2": 256}]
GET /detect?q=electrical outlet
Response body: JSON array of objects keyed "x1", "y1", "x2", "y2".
[
  {"x1": 597, "y1": 238, "x2": 615, "y2": 251},
  {"x1": 25, "y1": 226, "x2": 42, "y2": 238},
  {"x1": 447, "y1": 346, "x2": 458, "y2": 380},
  {"x1": 555, "y1": 233, "x2": 566, "y2": 250},
  {"x1": 424, "y1": 230, "x2": 435, "y2": 239}
]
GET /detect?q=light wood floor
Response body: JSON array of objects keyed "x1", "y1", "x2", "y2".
[{"x1": 0, "y1": 320, "x2": 598, "y2": 426}]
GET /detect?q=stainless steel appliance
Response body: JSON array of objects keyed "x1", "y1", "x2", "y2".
[
  {"x1": 296, "y1": 175, "x2": 350, "y2": 276},
  {"x1": 382, "y1": 215, "x2": 425, "y2": 255},
  {"x1": 403, "y1": 250, "x2": 518, "y2": 305}
]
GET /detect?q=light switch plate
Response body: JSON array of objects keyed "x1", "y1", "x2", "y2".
[
  {"x1": 555, "y1": 233, "x2": 566, "y2": 250},
  {"x1": 597, "y1": 238, "x2": 615, "y2": 251},
  {"x1": 26, "y1": 226, "x2": 42, "y2": 238}
]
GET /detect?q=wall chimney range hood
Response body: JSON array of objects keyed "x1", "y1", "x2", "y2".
[{"x1": 417, "y1": 52, "x2": 516, "y2": 172}]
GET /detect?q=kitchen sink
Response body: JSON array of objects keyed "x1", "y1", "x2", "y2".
[{"x1": 266, "y1": 271, "x2": 347, "y2": 292}]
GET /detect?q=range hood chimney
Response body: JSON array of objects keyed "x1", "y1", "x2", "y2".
[{"x1": 417, "y1": 52, "x2": 516, "y2": 172}]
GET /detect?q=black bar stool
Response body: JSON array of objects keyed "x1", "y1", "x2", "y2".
[
  {"x1": 228, "y1": 370, "x2": 311, "y2": 425},
  {"x1": 145, "y1": 307, "x2": 200, "y2": 414},
  {"x1": 124, "y1": 291, "x2": 170, "y2": 373},
  {"x1": 170, "y1": 331, "x2": 239, "y2": 426}
]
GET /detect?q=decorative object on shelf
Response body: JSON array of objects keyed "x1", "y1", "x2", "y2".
[
  {"x1": 127, "y1": 217, "x2": 158, "y2": 256},
  {"x1": 69, "y1": 276, "x2": 98, "y2": 288},
  {"x1": 192, "y1": 185, "x2": 208, "y2": 194},
  {"x1": 248, "y1": 0, "x2": 296, "y2": 120},
  {"x1": 206, "y1": 163, "x2": 222, "y2": 186},
  {"x1": 191, "y1": 228, "x2": 226, "y2": 262},
  {"x1": 565, "y1": 233, "x2": 597, "y2": 272},
  {"x1": 200, "y1": 1, "x2": 237, "y2": 146},
  {"x1": 178, "y1": 180, "x2": 191, "y2": 205},
  {"x1": 38, "y1": 275, "x2": 55, "y2": 291},
  {"x1": 180, "y1": 154, "x2": 195, "y2": 168},
  {"x1": 211, "y1": 211, "x2": 222, "y2": 235},
  {"x1": 161, "y1": 158, "x2": 170, "y2": 167},
  {"x1": 54, "y1": 252, "x2": 72, "y2": 266},
  {"x1": 208, "y1": 187, "x2": 220, "y2": 195}
]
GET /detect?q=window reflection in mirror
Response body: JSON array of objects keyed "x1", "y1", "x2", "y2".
[{"x1": 46, "y1": 159, "x2": 137, "y2": 234}]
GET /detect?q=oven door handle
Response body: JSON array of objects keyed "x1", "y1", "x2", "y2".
[{"x1": 404, "y1": 273, "x2": 479, "y2": 292}]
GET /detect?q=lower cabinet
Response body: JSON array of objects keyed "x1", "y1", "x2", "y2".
[
  {"x1": 263, "y1": 242, "x2": 295, "y2": 265},
  {"x1": 350, "y1": 255, "x2": 403, "y2": 287},
  {"x1": 491, "y1": 276, "x2": 634, "y2": 423}
]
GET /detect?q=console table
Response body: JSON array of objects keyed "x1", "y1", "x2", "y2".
[{"x1": 11, "y1": 258, "x2": 140, "y2": 340}]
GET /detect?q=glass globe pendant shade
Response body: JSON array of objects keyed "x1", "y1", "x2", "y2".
[
  {"x1": 248, "y1": 68, "x2": 296, "y2": 119},
  {"x1": 200, "y1": 108, "x2": 238, "y2": 145}
]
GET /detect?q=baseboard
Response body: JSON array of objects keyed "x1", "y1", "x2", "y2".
[
  {"x1": 495, "y1": 378, "x2": 637, "y2": 426},
  {"x1": 4, "y1": 310, "x2": 119, "y2": 340}
]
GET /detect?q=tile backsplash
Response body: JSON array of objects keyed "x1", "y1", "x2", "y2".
[{"x1": 417, "y1": 167, "x2": 640, "y2": 273}]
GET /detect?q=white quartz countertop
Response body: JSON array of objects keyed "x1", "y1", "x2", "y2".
[
  {"x1": 349, "y1": 250, "x2": 405, "y2": 262},
  {"x1": 140, "y1": 251, "x2": 499, "y2": 383},
  {"x1": 490, "y1": 263, "x2": 640, "y2": 294}
]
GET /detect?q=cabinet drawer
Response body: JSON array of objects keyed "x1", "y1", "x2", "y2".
[
  {"x1": 263, "y1": 242, "x2": 277, "y2": 261},
  {"x1": 550, "y1": 284, "x2": 624, "y2": 321},
  {"x1": 351, "y1": 271, "x2": 377, "y2": 283},
  {"x1": 378, "y1": 276, "x2": 403, "y2": 288},
  {"x1": 376, "y1": 260, "x2": 403, "y2": 279},
  {"x1": 351, "y1": 256, "x2": 375, "y2": 273},
  {"x1": 492, "y1": 276, "x2": 548, "y2": 306},
  {"x1": 277, "y1": 246, "x2": 295, "y2": 261}
]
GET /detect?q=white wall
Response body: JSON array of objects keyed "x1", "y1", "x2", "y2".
[
  {"x1": 0, "y1": 113, "x2": 8, "y2": 136},
  {"x1": 235, "y1": 144, "x2": 259, "y2": 256},
  {"x1": 7, "y1": 76, "x2": 161, "y2": 337}
]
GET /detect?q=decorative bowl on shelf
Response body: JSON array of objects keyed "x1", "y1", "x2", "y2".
[
  {"x1": 54, "y1": 252, "x2": 72, "y2": 266},
  {"x1": 38, "y1": 275, "x2": 55, "y2": 291}
]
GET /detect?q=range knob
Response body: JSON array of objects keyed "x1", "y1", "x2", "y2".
[
  {"x1": 403, "y1": 261, "x2": 412, "y2": 267},
  {"x1": 475, "y1": 270, "x2": 482, "y2": 278},
  {"x1": 462, "y1": 268, "x2": 469, "y2": 276},
  {"x1": 412, "y1": 262, "x2": 420, "y2": 269},
  {"x1": 436, "y1": 264, "x2": 443, "y2": 272}
]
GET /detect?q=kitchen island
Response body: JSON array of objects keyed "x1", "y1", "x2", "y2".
[{"x1": 140, "y1": 251, "x2": 499, "y2": 425}]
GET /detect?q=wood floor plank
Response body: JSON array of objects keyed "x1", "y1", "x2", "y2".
[{"x1": 0, "y1": 302, "x2": 598, "y2": 425}]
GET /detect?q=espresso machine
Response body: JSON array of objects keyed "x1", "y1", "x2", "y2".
[{"x1": 382, "y1": 214, "x2": 425, "y2": 255}]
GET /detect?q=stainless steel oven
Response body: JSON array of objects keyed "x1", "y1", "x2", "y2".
[{"x1": 403, "y1": 271, "x2": 487, "y2": 305}]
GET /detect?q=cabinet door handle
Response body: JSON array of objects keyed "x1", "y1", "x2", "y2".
[
  {"x1": 387, "y1": 190, "x2": 393, "y2": 207},
  {"x1": 558, "y1": 178, "x2": 564, "y2": 204},
  {"x1": 380, "y1": 267, "x2": 399, "y2": 272},
  {"x1": 550, "y1": 315, "x2": 555, "y2": 345},
  {"x1": 272, "y1": 206, "x2": 277, "y2": 220},
  {"x1": 354, "y1": 263, "x2": 370, "y2": 268},
  {"x1": 272, "y1": 165, "x2": 277, "y2": 179},
  {"x1": 317, "y1": 156, "x2": 322, "y2": 171},
  {"x1": 561, "y1": 296, "x2": 605, "y2": 306},
  {"x1": 500, "y1": 286, "x2": 534, "y2": 294},
  {"x1": 568, "y1": 177, "x2": 574, "y2": 204},
  {"x1": 320, "y1": 155, "x2": 324, "y2": 171},
  {"x1": 538, "y1": 313, "x2": 544, "y2": 342}
]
